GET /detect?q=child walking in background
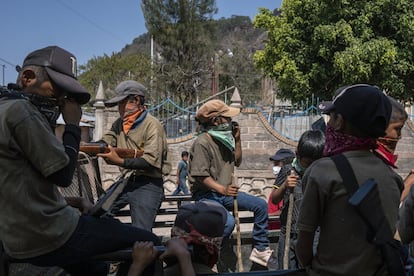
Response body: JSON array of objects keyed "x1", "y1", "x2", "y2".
[{"x1": 172, "y1": 151, "x2": 190, "y2": 195}]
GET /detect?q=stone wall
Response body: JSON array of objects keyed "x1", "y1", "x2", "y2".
[{"x1": 96, "y1": 107, "x2": 414, "y2": 199}]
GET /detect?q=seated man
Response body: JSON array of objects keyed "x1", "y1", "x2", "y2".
[
  {"x1": 0, "y1": 46, "x2": 160, "y2": 276},
  {"x1": 188, "y1": 99, "x2": 277, "y2": 269}
]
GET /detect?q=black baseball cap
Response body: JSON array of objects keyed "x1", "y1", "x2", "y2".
[
  {"x1": 174, "y1": 200, "x2": 227, "y2": 237},
  {"x1": 318, "y1": 84, "x2": 391, "y2": 138},
  {"x1": 22, "y1": 46, "x2": 90, "y2": 104},
  {"x1": 105, "y1": 80, "x2": 147, "y2": 107},
  {"x1": 269, "y1": 148, "x2": 295, "y2": 162}
]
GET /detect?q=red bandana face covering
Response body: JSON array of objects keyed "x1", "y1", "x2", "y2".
[
  {"x1": 171, "y1": 222, "x2": 223, "y2": 267},
  {"x1": 123, "y1": 102, "x2": 145, "y2": 134},
  {"x1": 323, "y1": 125, "x2": 377, "y2": 157},
  {"x1": 374, "y1": 138, "x2": 399, "y2": 168}
]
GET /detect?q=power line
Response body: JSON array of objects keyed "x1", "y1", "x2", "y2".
[
  {"x1": 55, "y1": 0, "x2": 129, "y2": 45},
  {"x1": 0, "y1": 57, "x2": 17, "y2": 67}
]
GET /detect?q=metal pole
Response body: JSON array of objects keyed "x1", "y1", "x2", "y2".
[
  {"x1": 2, "y1": 65, "x2": 5, "y2": 87},
  {"x1": 232, "y1": 173, "x2": 244, "y2": 272}
]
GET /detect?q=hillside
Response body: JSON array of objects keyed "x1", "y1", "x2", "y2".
[{"x1": 120, "y1": 15, "x2": 268, "y2": 59}]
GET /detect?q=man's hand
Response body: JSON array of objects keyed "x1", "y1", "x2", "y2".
[
  {"x1": 224, "y1": 184, "x2": 239, "y2": 197},
  {"x1": 97, "y1": 145, "x2": 124, "y2": 166},
  {"x1": 232, "y1": 121, "x2": 241, "y2": 141},
  {"x1": 286, "y1": 170, "x2": 299, "y2": 189},
  {"x1": 159, "y1": 238, "x2": 190, "y2": 261},
  {"x1": 128, "y1": 241, "x2": 159, "y2": 276},
  {"x1": 59, "y1": 97, "x2": 82, "y2": 126},
  {"x1": 160, "y1": 238, "x2": 195, "y2": 276}
]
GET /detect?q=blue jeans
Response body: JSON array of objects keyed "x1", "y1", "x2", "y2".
[
  {"x1": 110, "y1": 176, "x2": 164, "y2": 231},
  {"x1": 194, "y1": 191, "x2": 270, "y2": 250},
  {"x1": 20, "y1": 215, "x2": 161, "y2": 276},
  {"x1": 172, "y1": 177, "x2": 189, "y2": 195}
]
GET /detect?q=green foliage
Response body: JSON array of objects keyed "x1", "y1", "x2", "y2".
[
  {"x1": 78, "y1": 53, "x2": 152, "y2": 101},
  {"x1": 78, "y1": 7, "x2": 276, "y2": 105},
  {"x1": 218, "y1": 46, "x2": 262, "y2": 105},
  {"x1": 254, "y1": 0, "x2": 414, "y2": 102},
  {"x1": 141, "y1": 0, "x2": 218, "y2": 103}
]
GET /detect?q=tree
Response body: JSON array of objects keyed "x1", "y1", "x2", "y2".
[
  {"x1": 254, "y1": 1, "x2": 414, "y2": 102},
  {"x1": 78, "y1": 53, "x2": 152, "y2": 101},
  {"x1": 218, "y1": 45, "x2": 262, "y2": 105},
  {"x1": 141, "y1": 0, "x2": 218, "y2": 103}
]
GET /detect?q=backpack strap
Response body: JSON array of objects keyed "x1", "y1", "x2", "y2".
[{"x1": 331, "y1": 154, "x2": 359, "y2": 195}]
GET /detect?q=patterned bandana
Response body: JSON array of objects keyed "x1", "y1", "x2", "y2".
[
  {"x1": 374, "y1": 140, "x2": 399, "y2": 168},
  {"x1": 122, "y1": 102, "x2": 146, "y2": 134},
  {"x1": 323, "y1": 124, "x2": 377, "y2": 157},
  {"x1": 171, "y1": 222, "x2": 223, "y2": 267},
  {"x1": 1, "y1": 88, "x2": 60, "y2": 130},
  {"x1": 26, "y1": 93, "x2": 60, "y2": 130}
]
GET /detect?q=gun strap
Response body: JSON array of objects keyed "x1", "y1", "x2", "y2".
[{"x1": 331, "y1": 154, "x2": 359, "y2": 195}]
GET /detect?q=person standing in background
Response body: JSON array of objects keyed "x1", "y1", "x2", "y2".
[
  {"x1": 270, "y1": 131, "x2": 325, "y2": 269},
  {"x1": 267, "y1": 149, "x2": 295, "y2": 216},
  {"x1": 172, "y1": 151, "x2": 190, "y2": 195}
]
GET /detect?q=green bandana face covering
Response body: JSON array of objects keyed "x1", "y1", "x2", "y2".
[
  {"x1": 215, "y1": 122, "x2": 232, "y2": 131},
  {"x1": 292, "y1": 157, "x2": 307, "y2": 176},
  {"x1": 208, "y1": 129, "x2": 235, "y2": 151},
  {"x1": 198, "y1": 123, "x2": 235, "y2": 151}
]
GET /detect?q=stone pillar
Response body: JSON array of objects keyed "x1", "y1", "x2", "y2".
[
  {"x1": 93, "y1": 80, "x2": 105, "y2": 141},
  {"x1": 230, "y1": 87, "x2": 242, "y2": 108}
]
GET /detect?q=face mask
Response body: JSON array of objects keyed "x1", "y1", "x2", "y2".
[
  {"x1": 26, "y1": 93, "x2": 60, "y2": 130},
  {"x1": 377, "y1": 137, "x2": 400, "y2": 154},
  {"x1": 272, "y1": 166, "x2": 281, "y2": 176},
  {"x1": 214, "y1": 122, "x2": 232, "y2": 131},
  {"x1": 323, "y1": 124, "x2": 377, "y2": 156},
  {"x1": 292, "y1": 158, "x2": 306, "y2": 176},
  {"x1": 207, "y1": 129, "x2": 235, "y2": 151}
]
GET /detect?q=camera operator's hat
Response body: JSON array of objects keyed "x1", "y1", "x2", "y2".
[
  {"x1": 196, "y1": 99, "x2": 240, "y2": 124},
  {"x1": 270, "y1": 148, "x2": 295, "y2": 162},
  {"x1": 318, "y1": 84, "x2": 391, "y2": 138},
  {"x1": 22, "y1": 46, "x2": 90, "y2": 104},
  {"x1": 105, "y1": 80, "x2": 147, "y2": 107}
]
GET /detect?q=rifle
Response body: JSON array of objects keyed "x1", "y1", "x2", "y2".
[{"x1": 79, "y1": 143, "x2": 143, "y2": 159}]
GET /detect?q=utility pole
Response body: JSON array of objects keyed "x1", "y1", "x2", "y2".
[
  {"x1": 150, "y1": 35, "x2": 154, "y2": 94},
  {"x1": 2, "y1": 64, "x2": 5, "y2": 87}
]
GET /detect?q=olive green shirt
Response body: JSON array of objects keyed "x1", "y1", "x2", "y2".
[
  {"x1": 188, "y1": 132, "x2": 235, "y2": 195},
  {"x1": 101, "y1": 112, "x2": 171, "y2": 178},
  {"x1": 0, "y1": 98, "x2": 80, "y2": 258},
  {"x1": 298, "y1": 151, "x2": 402, "y2": 276}
]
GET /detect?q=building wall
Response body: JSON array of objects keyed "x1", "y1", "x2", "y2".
[{"x1": 96, "y1": 107, "x2": 414, "y2": 199}]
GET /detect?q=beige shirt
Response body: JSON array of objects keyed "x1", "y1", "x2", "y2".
[
  {"x1": 101, "y1": 112, "x2": 171, "y2": 178},
  {"x1": 0, "y1": 98, "x2": 79, "y2": 258}
]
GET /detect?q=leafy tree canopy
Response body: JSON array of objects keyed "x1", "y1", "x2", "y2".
[
  {"x1": 142, "y1": 0, "x2": 218, "y2": 103},
  {"x1": 254, "y1": 0, "x2": 414, "y2": 102},
  {"x1": 78, "y1": 52, "x2": 151, "y2": 101}
]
